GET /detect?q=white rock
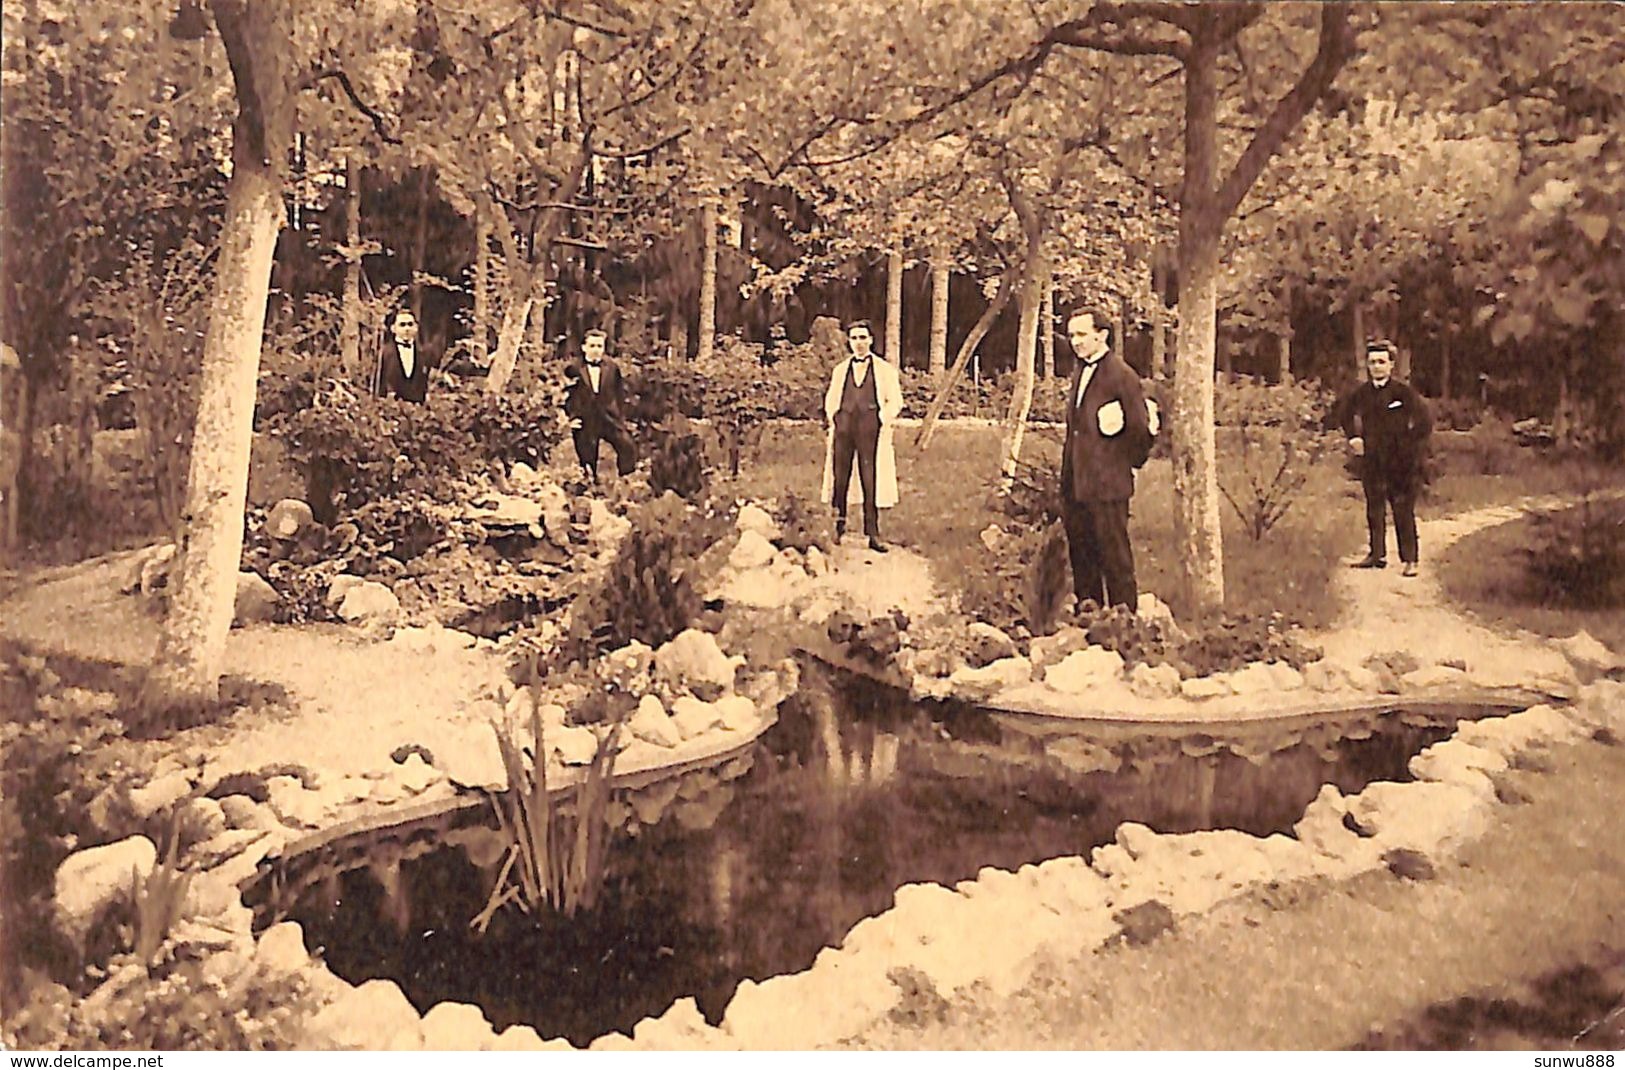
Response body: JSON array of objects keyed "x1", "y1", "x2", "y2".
[
  {"x1": 1180, "y1": 675, "x2": 1231, "y2": 700},
  {"x1": 490, "y1": 1025, "x2": 548, "y2": 1051},
  {"x1": 1345, "y1": 780, "x2": 1492, "y2": 861},
  {"x1": 728, "y1": 529, "x2": 778, "y2": 571},
  {"x1": 218, "y1": 795, "x2": 283, "y2": 832},
  {"x1": 419, "y1": 1001, "x2": 496, "y2": 1051},
  {"x1": 1576, "y1": 680, "x2": 1625, "y2": 734},
  {"x1": 234, "y1": 571, "x2": 280, "y2": 626},
  {"x1": 436, "y1": 735, "x2": 508, "y2": 791},
  {"x1": 551, "y1": 725, "x2": 602, "y2": 766},
  {"x1": 714, "y1": 695, "x2": 760, "y2": 733},
  {"x1": 628, "y1": 694, "x2": 682, "y2": 748},
  {"x1": 804, "y1": 546, "x2": 829, "y2": 576},
  {"x1": 255, "y1": 921, "x2": 310, "y2": 976},
  {"x1": 1135, "y1": 592, "x2": 1175, "y2": 625},
  {"x1": 1226, "y1": 662, "x2": 1277, "y2": 696},
  {"x1": 180, "y1": 797, "x2": 228, "y2": 839},
  {"x1": 1265, "y1": 661, "x2": 1306, "y2": 691},
  {"x1": 53, "y1": 836, "x2": 157, "y2": 948},
  {"x1": 128, "y1": 771, "x2": 193, "y2": 821},
  {"x1": 588, "y1": 499, "x2": 632, "y2": 550},
  {"x1": 1293, "y1": 784, "x2": 1355, "y2": 855},
  {"x1": 632, "y1": 996, "x2": 713, "y2": 1048},
  {"x1": 948, "y1": 655, "x2": 1033, "y2": 699},
  {"x1": 1402, "y1": 664, "x2": 1471, "y2": 691},
  {"x1": 736, "y1": 503, "x2": 781, "y2": 541},
  {"x1": 306, "y1": 979, "x2": 424, "y2": 1050},
  {"x1": 979, "y1": 524, "x2": 1008, "y2": 552},
  {"x1": 325, "y1": 574, "x2": 366, "y2": 608},
  {"x1": 266, "y1": 776, "x2": 326, "y2": 828},
  {"x1": 1557, "y1": 630, "x2": 1625, "y2": 674},
  {"x1": 189, "y1": 829, "x2": 273, "y2": 869},
  {"x1": 602, "y1": 640, "x2": 656, "y2": 695},
  {"x1": 1128, "y1": 662, "x2": 1182, "y2": 700},
  {"x1": 1114, "y1": 821, "x2": 1161, "y2": 860},
  {"x1": 337, "y1": 581, "x2": 400, "y2": 626},
  {"x1": 670, "y1": 696, "x2": 725, "y2": 741},
  {"x1": 1030, "y1": 627, "x2": 1090, "y2": 672},
  {"x1": 964, "y1": 622, "x2": 1018, "y2": 668},
  {"x1": 1044, "y1": 647, "x2": 1125, "y2": 694},
  {"x1": 1409, "y1": 738, "x2": 1509, "y2": 786},
  {"x1": 655, "y1": 629, "x2": 742, "y2": 699},
  {"x1": 266, "y1": 498, "x2": 315, "y2": 539},
  {"x1": 1302, "y1": 660, "x2": 1344, "y2": 692},
  {"x1": 392, "y1": 753, "x2": 440, "y2": 795}
]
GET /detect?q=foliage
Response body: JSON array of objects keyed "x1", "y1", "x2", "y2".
[
  {"x1": 1073, "y1": 602, "x2": 1182, "y2": 670},
  {"x1": 1174, "y1": 612, "x2": 1322, "y2": 678},
  {"x1": 1215, "y1": 379, "x2": 1336, "y2": 541},
  {"x1": 473, "y1": 681, "x2": 620, "y2": 931},
  {"x1": 4, "y1": 955, "x2": 317, "y2": 1051},
  {"x1": 129, "y1": 819, "x2": 192, "y2": 966},
  {"x1": 1021, "y1": 522, "x2": 1071, "y2": 638},
  {"x1": 648, "y1": 422, "x2": 708, "y2": 501},
  {"x1": 1523, "y1": 496, "x2": 1625, "y2": 610},
  {"x1": 772, "y1": 491, "x2": 829, "y2": 555}
]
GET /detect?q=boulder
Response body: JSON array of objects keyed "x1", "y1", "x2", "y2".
[
  {"x1": 128, "y1": 770, "x2": 193, "y2": 821},
  {"x1": 254, "y1": 921, "x2": 311, "y2": 977},
  {"x1": 1128, "y1": 662, "x2": 1182, "y2": 700},
  {"x1": 1265, "y1": 661, "x2": 1306, "y2": 691},
  {"x1": 419, "y1": 1001, "x2": 496, "y2": 1051},
  {"x1": 714, "y1": 695, "x2": 760, "y2": 733},
  {"x1": 307, "y1": 979, "x2": 424, "y2": 1051},
  {"x1": 180, "y1": 797, "x2": 228, "y2": 840},
  {"x1": 1557, "y1": 630, "x2": 1625, "y2": 675},
  {"x1": 1226, "y1": 662, "x2": 1277, "y2": 696},
  {"x1": 1408, "y1": 738, "x2": 1509, "y2": 789},
  {"x1": 53, "y1": 836, "x2": 157, "y2": 949},
  {"x1": 491, "y1": 1025, "x2": 549, "y2": 1051},
  {"x1": 265, "y1": 498, "x2": 315, "y2": 540},
  {"x1": 1345, "y1": 780, "x2": 1492, "y2": 861},
  {"x1": 964, "y1": 622, "x2": 1019, "y2": 668},
  {"x1": 736, "y1": 503, "x2": 781, "y2": 541},
  {"x1": 727, "y1": 529, "x2": 778, "y2": 572},
  {"x1": 670, "y1": 696, "x2": 725, "y2": 741},
  {"x1": 628, "y1": 694, "x2": 682, "y2": 748},
  {"x1": 337, "y1": 581, "x2": 401, "y2": 627},
  {"x1": 588, "y1": 500, "x2": 632, "y2": 551},
  {"x1": 1135, "y1": 592, "x2": 1175, "y2": 625},
  {"x1": 122, "y1": 541, "x2": 176, "y2": 596},
  {"x1": 979, "y1": 524, "x2": 1009, "y2": 552},
  {"x1": 1402, "y1": 664, "x2": 1471, "y2": 691},
  {"x1": 551, "y1": 726, "x2": 602, "y2": 766},
  {"x1": 1302, "y1": 660, "x2": 1344, "y2": 692},
  {"x1": 804, "y1": 546, "x2": 830, "y2": 576},
  {"x1": 219, "y1": 795, "x2": 284, "y2": 833},
  {"x1": 655, "y1": 629, "x2": 742, "y2": 699},
  {"x1": 1180, "y1": 675, "x2": 1231, "y2": 701},
  {"x1": 601, "y1": 641, "x2": 655, "y2": 696},
  {"x1": 325, "y1": 574, "x2": 365, "y2": 608},
  {"x1": 948, "y1": 656, "x2": 1033, "y2": 699},
  {"x1": 266, "y1": 776, "x2": 326, "y2": 828},
  {"x1": 1293, "y1": 784, "x2": 1356, "y2": 855},
  {"x1": 534, "y1": 482, "x2": 573, "y2": 547},
  {"x1": 233, "y1": 570, "x2": 281, "y2": 626},
  {"x1": 1030, "y1": 626, "x2": 1091, "y2": 673},
  {"x1": 1044, "y1": 647, "x2": 1125, "y2": 694}
]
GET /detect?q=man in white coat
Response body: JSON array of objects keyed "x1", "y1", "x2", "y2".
[{"x1": 820, "y1": 320, "x2": 903, "y2": 552}]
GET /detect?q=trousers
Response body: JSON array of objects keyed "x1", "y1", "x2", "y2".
[
  {"x1": 1061, "y1": 496, "x2": 1136, "y2": 610},
  {"x1": 572, "y1": 417, "x2": 638, "y2": 480},
  {"x1": 1363, "y1": 471, "x2": 1419, "y2": 563},
  {"x1": 831, "y1": 412, "x2": 881, "y2": 536}
]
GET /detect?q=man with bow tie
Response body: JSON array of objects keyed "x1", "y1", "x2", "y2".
[
  {"x1": 1337, "y1": 338, "x2": 1433, "y2": 576},
  {"x1": 377, "y1": 308, "x2": 439, "y2": 404},
  {"x1": 820, "y1": 320, "x2": 903, "y2": 553},
  {"x1": 1060, "y1": 306, "x2": 1157, "y2": 610},
  {"x1": 564, "y1": 328, "x2": 638, "y2": 485}
]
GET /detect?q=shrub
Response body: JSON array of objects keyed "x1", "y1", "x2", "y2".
[
  {"x1": 1075, "y1": 602, "x2": 1181, "y2": 669},
  {"x1": 648, "y1": 421, "x2": 707, "y2": 500},
  {"x1": 1214, "y1": 378, "x2": 1336, "y2": 541},
  {"x1": 1524, "y1": 495, "x2": 1625, "y2": 609},
  {"x1": 1174, "y1": 612, "x2": 1321, "y2": 677}
]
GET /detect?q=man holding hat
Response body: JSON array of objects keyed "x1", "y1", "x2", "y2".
[{"x1": 1336, "y1": 338, "x2": 1433, "y2": 576}]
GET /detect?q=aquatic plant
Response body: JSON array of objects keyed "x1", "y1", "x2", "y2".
[
  {"x1": 473, "y1": 676, "x2": 621, "y2": 931},
  {"x1": 130, "y1": 815, "x2": 192, "y2": 964}
]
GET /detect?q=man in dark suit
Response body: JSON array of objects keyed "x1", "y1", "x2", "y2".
[
  {"x1": 377, "y1": 308, "x2": 437, "y2": 404},
  {"x1": 1059, "y1": 306, "x2": 1156, "y2": 610},
  {"x1": 1336, "y1": 338, "x2": 1433, "y2": 576},
  {"x1": 564, "y1": 328, "x2": 638, "y2": 483}
]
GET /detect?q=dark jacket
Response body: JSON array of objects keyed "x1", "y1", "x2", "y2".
[
  {"x1": 1334, "y1": 378, "x2": 1433, "y2": 480},
  {"x1": 564, "y1": 357, "x2": 629, "y2": 425},
  {"x1": 378, "y1": 338, "x2": 438, "y2": 404},
  {"x1": 1061, "y1": 352, "x2": 1155, "y2": 502}
]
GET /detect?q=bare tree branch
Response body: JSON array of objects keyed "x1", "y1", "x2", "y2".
[{"x1": 306, "y1": 69, "x2": 403, "y2": 145}]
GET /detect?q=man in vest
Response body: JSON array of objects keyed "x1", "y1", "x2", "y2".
[
  {"x1": 377, "y1": 308, "x2": 437, "y2": 404},
  {"x1": 820, "y1": 320, "x2": 903, "y2": 553},
  {"x1": 1060, "y1": 305, "x2": 1157, "y2": 610}
]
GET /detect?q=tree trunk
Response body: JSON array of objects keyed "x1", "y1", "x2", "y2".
[
  {"x1": 1, "y1": 370, "x2": 28, "y2": 554},
  {"x1": 669, "y1": 309, "x2": 689, "y2": 363},
  {"x1": 485, "y1": 273, "x2": 536, "y2": 396},
  {"x1": 1351, "y1": 300, "x2": 1365, "y2": 381},
  {"x1": 340, "y1": 155, "x2": 361, "y2": 384},
  {"x1": 1171, "y1": 28, "x2": 1225, "y2": 617},
  {"x1": 1277, "y1": 330, "x2": 1291, "y2": 384},
  {"x1": 1151, "y1": 307, "x2": 1167, "y2": 382},
  {"x1": 410, "y1": 167, "x2": 432, "y2": 324},
  {"x1": 697, "y1": 200, "x2": 717, "y2": 363},
  {"x1": 885, "y1": 247, "x2": 903, "y2": 365},
  {"x1": 999, "y1": 254, "x2": 1047, "y2": 484},
  {"x1": 144, "y1": 0, "x2": 293, "y2": 709},
  {"x1": 1040, "y1": 273, "x2": 1055, "y2": 378},
  {"x1": 929, "y1": 254, "x2": 949, "y2": 377},
  {"x1": 473, "y1": 208, "x2": 490, "y2": 366},
  {"x1": 917, "y1": 271, "x2": 1015, "y2": 449},
  {"x1": 1439, "y1": 328, "x2": 1452, "y2": 401},
  {"x1": 1112, "y1": 297, "x2": 1126, "y2": 364}
]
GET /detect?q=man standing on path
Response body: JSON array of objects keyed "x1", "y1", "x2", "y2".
[
  {"x1": 564, "y1": 328, "x2": 639, "y2": 486},
  {"x1": 1060, "y1": 306, "x2": 1156, "y2": 610},
  {"x1": 1337, "y1": 338, "x2": 1434, "y2": 577},
  {"x1": 821, "y1": 320, "x2": 903, "y2": 553}
]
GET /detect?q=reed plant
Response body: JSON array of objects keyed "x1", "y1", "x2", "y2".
[
  {"x1": 131, "y1": 814, "x2": 192, "y2": 963},
  {"x1": 472, "y1": 678, "x2": 622, "y2": 933}
]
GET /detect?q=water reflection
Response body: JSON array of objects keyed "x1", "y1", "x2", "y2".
[{"x1": 279, "y1": 663, "x2": 1473, "y2": 1046}]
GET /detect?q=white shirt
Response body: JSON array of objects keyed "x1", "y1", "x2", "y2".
[
  {"x1": 586, "y1": 362, "x2": 602, "y2": 392},
  {"x1": 1074, "y1": 356, "x2": 1102, "y2": 407},
  {"x1": 397, "y1": 344, "x2": 416, "y2": 378},
  {"x1": 850, "y1": 357, "x2": 870, "y2": 386}
]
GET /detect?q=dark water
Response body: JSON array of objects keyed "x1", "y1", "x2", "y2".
[{"x1": 265, "y1": 667, "x2": 1483, "y2": 1046}]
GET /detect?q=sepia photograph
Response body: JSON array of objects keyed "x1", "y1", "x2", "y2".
[{"x1": 0, "y1": 0, "x2": 1621, "y2": 1054}]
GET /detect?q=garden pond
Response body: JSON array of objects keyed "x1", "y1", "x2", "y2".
[{"x1": 250, "y1": 663, "x2": 1512, "y2": 1046}]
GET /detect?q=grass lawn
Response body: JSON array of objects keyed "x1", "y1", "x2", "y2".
[
  {"x1": 1436, "y1": 501, "x2": 1625, "y2": 652},
  {"x1": 722, "y1": 422, "x2": 1367, "y2": 629}
]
